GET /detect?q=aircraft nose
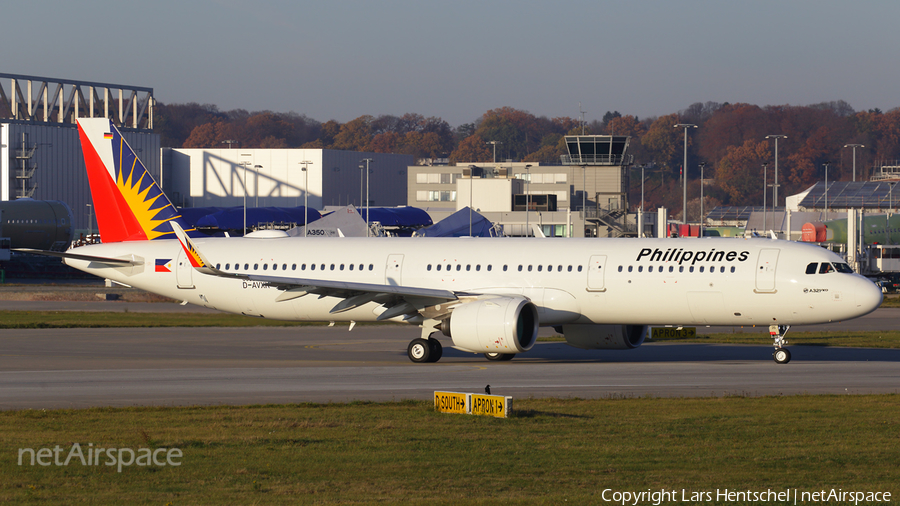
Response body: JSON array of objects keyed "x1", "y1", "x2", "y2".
[{"x1": 854, "y1": 276, "x2": 883, "y2": 316}]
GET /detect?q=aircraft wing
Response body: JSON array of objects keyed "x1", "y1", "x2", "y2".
[{"x1": 168, "y1": 221, "x2": 463, "y2": 321}]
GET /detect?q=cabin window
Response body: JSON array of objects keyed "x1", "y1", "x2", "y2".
[
  {"x1": 689, "y1": 266, "x2": 694, "y2": 273},
  {"x1": 628, "y1": 266, "x2": 633, "y2": 272},
  {"x1": 427, "y1": 265, "x2": 432, "y2": 271},
  {"x1": 518, "y1": 265, "x2": 523, "y2": 272},
  {"x1": 487, "y1": 265, "x2": 492, "y2": 271},
  {"x1": 283, "y1": 264, "x2": 288, "y2": 270},
  {"x1": 618, "y1": 266, "x2": 623, "y2": 272},
  {"x1": 720, "y1": 266, "x2": 725, "y2": 273},
  {"x1": 311, "y1": 264, "x2": 316, "y2": 270},
  {"x1": 638, "y1": 266, "x2": 643, "y2": 273},
  {"x1": 254, "y1": 264, "x2": 259, "y2": 270},
  {"x1": 730, "y1": 266, "x2": 735, "y2": 273},
  {"x1": 577, "y1": 266, "x2": 583, "y2": 272},
  {"x1": 225, "y1": 264, "x2": 230, "y2": 270},
  {"x1": 350, "y1": 264, "x2": 355, "y2": 271},
  {"x1": 292, "y1": 264, "x2": 296, "y2": 270},
  {"x1": 806, "y1": 262, "x2": 818, "y2": 274},
  {"x1": 456, "y1": 264, "x2": 461, "y2": 271},
  {"x1": 272, "y1": 264, "x2": 277, "y2": 270},
  {"x1": 369, "y1": 264, "x2": 374, "y2": 271},
  {"x1": 502, "y1": 265, "x2": 507, "y2": 271},
  {"x1": 679, "y1": 266, "x2": 684, "y2": 272},
  {"x1": 322, "y1": 264, "x2": 327, "y2": 270},
  {"x1": 537, "y1": 265, "x2": 543, "y2": 272},
  {"x1": 476, "y1": 265, "x2": 481, "y2": 271},
  {"x1": 548, "y1": 265, "x2": 553, "y2": 272},
  {"x1": 669, "y1": 266, "x2": 674, "y2": 273},
  {"x1": 648, "y1": 266, "x2": 654, "y2": 273},
  {"x1": 216, "y1": 263, "x2": 221, "y2": 270},
  {"x1": 699, "y1": 266, "x2": 704, "y2": 273},
  {"x1": 557, "y1": 265, "x2": 562, "y2": 272},
  {"x1": 466, "y1": 265, "x2": 471, "y2": 271},
  {"x1": 244, "y1": 264, "x2": 249, "y2": 270},
  {"x1": 340, "y1": 264, "x2": 345, "y2": 271}
]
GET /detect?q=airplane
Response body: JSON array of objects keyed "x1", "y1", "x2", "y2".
[{"x1": 23, "y1": 118, "x2": 884, "y2": 365}]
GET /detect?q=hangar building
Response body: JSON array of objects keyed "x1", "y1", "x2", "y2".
[{"x1": 1, "y1": 73, "x2": 157, "y2": 231}]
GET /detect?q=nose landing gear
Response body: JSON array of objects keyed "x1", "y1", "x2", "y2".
[{"x1": 770, "y1": 324, "x2": 791, "y2": 364}]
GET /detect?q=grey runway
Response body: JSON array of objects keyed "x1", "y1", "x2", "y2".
[{"x1": 1, "y1": 320, "x2": 898, "y2": 409}]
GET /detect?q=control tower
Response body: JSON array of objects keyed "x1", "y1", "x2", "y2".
[{"x1": 560, "y1": 135, "x2": 634, "y2": 237}]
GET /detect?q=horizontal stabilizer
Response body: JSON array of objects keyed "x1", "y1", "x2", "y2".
[{"x1": 13, "y1": 248, "x2": 140, "y2": 266}]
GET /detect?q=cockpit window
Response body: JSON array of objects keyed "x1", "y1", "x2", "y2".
[
  {"x1": 806, "y1": 263, "x2": 818, "y2": 274},
  {"x1": 819, "y1": 263, "x2": 833, "y2": 274},
  {"x1": 833, "y1": 262, "x2": 854, "y2": 273}
]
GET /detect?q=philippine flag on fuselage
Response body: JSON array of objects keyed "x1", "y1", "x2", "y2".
[{"x1": 155, "y1": 259, "x2": 172, "y2": 273}]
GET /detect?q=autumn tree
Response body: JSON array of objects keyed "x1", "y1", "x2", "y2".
[
  {"x1": 716, "y1": 140, "x2": 771, "y2": 204},
  {"x1": 449, "y1": 134, "x2": 492, "y2": 164}
]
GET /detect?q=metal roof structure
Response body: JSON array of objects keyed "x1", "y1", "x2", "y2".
[
  {"x1": 706, "y1": 206, "x2": 783, "y2": 222},
  {"x1": 795, "y1": 181, "x2": 900, "y2": 210}
]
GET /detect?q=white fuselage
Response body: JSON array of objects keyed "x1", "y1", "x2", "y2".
[{"x1": 65, "y1": 236, "x2": 882, "y2": 328}]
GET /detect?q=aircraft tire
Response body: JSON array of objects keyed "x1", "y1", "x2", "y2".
[
  {"x1": 484, "y1": 352, "x2": 515, "y2": 362},
  {"x1": 407, "y1": 338, "x2": 431, "y2": 363},
  {"x1": 773, "y1": 348, "x2": 791, "y2": 364},
  {"x1": 427, "y1": 337, "x2": 443, "y2": 362}
]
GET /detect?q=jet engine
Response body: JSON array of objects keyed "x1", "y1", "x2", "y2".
[
  {"x1": 441, "y1": 297, "x2": 538, "y2": 354},
  {"x1": 560, "y1": 324, "x2": 647, "y2": 350}
]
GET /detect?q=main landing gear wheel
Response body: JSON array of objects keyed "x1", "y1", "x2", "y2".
[
  {"x1": 773, "y1": 348, "x2": 791, "y2": 364},
  {"x1": 427, "y1": 337, "x2": 443, "y2": 362},
  {"x1": 770, "y1": 324, "x2": 792, "y2": 365},
  {"x1": 484, "y1": 352, "x2": 515, "y2": 362},
  {"x1": 408, "y1": 337, "x2": 443, "y2": 363}
]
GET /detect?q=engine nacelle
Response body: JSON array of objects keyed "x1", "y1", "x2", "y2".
[
  {"x1": 561, "y1": 324, "x2": 647, "y2": 350},
  {"x1": 441, "y1": 297, "x2": 538, "y2": 354}
]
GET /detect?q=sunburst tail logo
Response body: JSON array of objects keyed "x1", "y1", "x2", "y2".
[{"x1": 78, "y1": 119, "x2": 196, "y2": 242}]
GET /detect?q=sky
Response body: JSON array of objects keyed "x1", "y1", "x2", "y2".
[{"x1": 6, "y1": 0, "x2": 900, "y2": 128}]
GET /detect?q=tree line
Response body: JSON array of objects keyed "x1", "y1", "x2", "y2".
[{"x1": 155, "y1": 100, "x2": 900, "y2": 218}]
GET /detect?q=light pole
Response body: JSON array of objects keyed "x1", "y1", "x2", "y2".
[
  {"x1": 253, "y1": 165, "x2": 262, "y2": 208},
  {"x1": 843, "y1": 143, "x2": 865, "y2": 182},
  {"x1": 765, "y1": 135, "x2": 787, "y2": 207},
  {"x1": 699, "y1": 162, "x2": 706, "y2": 235},
  {"x1": 221, "y1": 139, "x2": 238, "y2": 149},
  {"x1": 885, "y1": 182, "x2": 897, "y2": 244},
  {"x1": 582, "y1": 165, "x2": 587, "y2": 237},
  {"x1": 486, "y1": 141, "x2": 502, "y2": 163},
  {"x1": 360, "y1": 158, "x2": 373, "y2": 237},
  {"x1": 824, "y1": 162, "x2": 829, "y2": 217},
  {"x1": 639, "y1": 164, "x2": 646, "y2": 213},
  {"x1": 86, "y1": 204, "x2": 93, "y2": 238},
  {"x1": 300, "y1": 160, "x2": 312, "y2": 237},
  {"x1": 674, "y1": 124, "x2": 697, "y2": 223},
  {"x1": 239, "y1": 160, "x2": 251, "y2": 233},
  {"x1": 763, "y1": 163, "x2": 768, "y2": 233},
  {"x1": 524, "y1": 164, "x2": 533, "y2": 237},
  {"x1": 467, "y1": 165, "x2": 476, "y2": 236}
]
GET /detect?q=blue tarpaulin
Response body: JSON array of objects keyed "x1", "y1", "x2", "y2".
[
  {"x1": 415, "y1": 207, "x2": 497, "y2": 237},
  {"x1": 182, "y1": 207, "x2": 322, "y2": 231},
  {"x1": 357, "y1": 207, "x2": 433, "y2": 228}
]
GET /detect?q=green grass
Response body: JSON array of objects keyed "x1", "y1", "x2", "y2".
[
  {"x1": 0, "y1": 311, "x2": 321, "y2": 329},
  {"x1": 2, "y1": 396, "x2": 897, "y2": 504}
]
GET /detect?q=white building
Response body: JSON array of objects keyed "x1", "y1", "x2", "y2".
[{"x1": 162, "y1": 148, "x2": 413, "y2": 210}]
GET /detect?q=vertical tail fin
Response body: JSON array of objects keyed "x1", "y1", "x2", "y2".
[{"x1": 77, "y1": 118, "x2": 192, "y2": 242}]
